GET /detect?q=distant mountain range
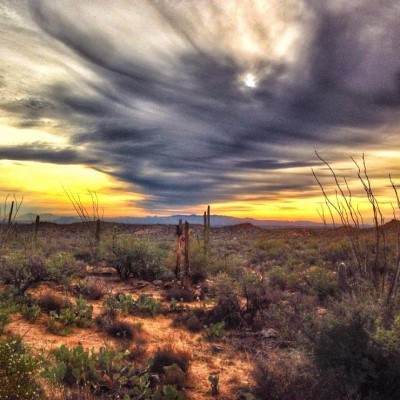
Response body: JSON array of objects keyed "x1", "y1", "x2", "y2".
[{"x1": 16, "y1": 212, "x2": 325, "y2": 228}]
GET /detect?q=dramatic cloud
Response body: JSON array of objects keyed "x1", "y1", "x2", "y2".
[{"x1": 1, "y1": 0, "x2": 400, "y2": 212}]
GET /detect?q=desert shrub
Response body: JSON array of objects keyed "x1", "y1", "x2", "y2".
[
  {"x1": 0, "y1": 309, "x2": 10, "y2": 334},
  {"x1": 0, "y1": 337, "x2": 44, "y2": 399},
  {"x1": 240, "y1": 273, "x2": 270, "y2": 329},
  {"x1": 320, "y1": 239, "x2": 353, "y2": 264},
  {"x1": 185, "y1": 240, "x2": 207, "y2": 281},
  {"x1": 304, "y1": 266, "x2": 337, "y2": 300},
  {"x1": 76, "y1": 278, "x2": 107, "y2": 300},
  {"x1": 0, "y1": 253, "x2": 44, "y2": 293},
  {"x1": 253, "y1": 352, "x2": 318, "y2": 400},
  {"x1": 207, "y1": 274, "x2": 242, "y2": 328},
  {"x1": 38, "y1": 293, "x2": 71, "y2": 314},
  {"x1": 104, "y1": 320, "x2": 142, "y2": 341},
  {"x1": 163, "y1": 363, "x2": 187, "y2": 389},
  {"x1": 268, "y1": 266, "x2": 290, "y2": 290},
  {"x1": 103, "y1": 293, "x2": 163, "y2": 317},
  {"x1": 21, "y1": 302, "x2": 42, "y2": 322},
  {"x1": 46, "y1": 252, "x2": 80, "y2": 283},
  {"x1": 208, "y1": 254, "x2": 244, "y2": 278},
  {"x1": 173, "y1": 311, "x2": 204, "y2": 333},
  {"x1": 314, "y1": 313, "x2": 400, "y2": 399},
  {"x1": 265, "y1": 292, "x2": 318, "y2": 346},
  {"x1": 164, "y1": 287, "x2": 195, "y2": 302},
  {"x1": 0, "y1": 251, "x2": 78, "y2": 293},
  {"x1": 254, "y1": 238, "x2": 288, "y2": 262},
  {"x1": 102, "y1": 236, "x2": 165, "y2": 280},
  {"x1": 0, "y1": 286, "x2": 23, "y2": 313},
  {"x1": 151, "y1": 345, "x2": 191, "y2": 375},
  {"x1": 134, "y1": 294, "x2": 163, "y2": 316}
]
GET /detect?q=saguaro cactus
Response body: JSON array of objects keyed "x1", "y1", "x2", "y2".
[{"x1": 203, "y1": 205, "x2": 211, "y2": 255}]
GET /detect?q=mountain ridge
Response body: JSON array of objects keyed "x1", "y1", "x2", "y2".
[{"x1": 16, "y1": 213, "x2": 325, "y2": 228}]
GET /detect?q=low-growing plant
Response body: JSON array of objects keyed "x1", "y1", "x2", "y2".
[
  {"x1": 76, "y1": 278, "x2": 107, "y2": 300},
  {"x1": 104, "y1": 320, "x2": 142, "y2": 341},
  {"x1": 46, "y1": 344, "x2": 99, "y2": 386},
  {"x1": 253, "y1": 352, "x2": 318, "y2": 400},
  {"x1": 47, "y1": 297, "x2": 93, "y2": 335},
  {"x1": 21, "y1": 302, "x2": 42, "y2": 322},
  {"x1": 0, "y1": 337, "x2": 44, "y2": 399},
  {"x1": 44, "y1": 343, "x2": 186, "y2": 398},
  {"x1": 204, "y1": 321, "x2": 225, "y2": 342},
  {"x1": 173, "y1": 310, "x2": 204, "y2": 333},
  {"x1": 38, "y1": 293, "x2": 71, "y2": 314},
  {"x1": 103, "y1": 293, "x2": 163, "y2": 317},
  {"x1": 208, "y1": 372, "x2": 220, "y2": 396},
  {"x1": 134, "y1": 294, "x2": 163, "y2": 316},
  {"x1": 0, "y1": 309, "x2": 10, "y2": 334},
  {"x1": 164, "y1": 287, "x2": 194, "y2": 303},
  {"x1": 151, "y1": 345, "x2": 191, "y2": 375}
]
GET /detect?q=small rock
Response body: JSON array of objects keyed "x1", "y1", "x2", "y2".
[
  {"x1": 316, "y1": 307, "x2": 327, "y2": 317},
  {"x1": 153, "y1": 279, "x2": 163, "y2": 286}
]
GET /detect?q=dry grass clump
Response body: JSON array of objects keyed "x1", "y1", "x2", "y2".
[
  {"x1": 164, "y1": 287, "x2": 195, "y2": 302},
  {"x1": 38, "y1": 293, "x2": 71, "y2": 314},
  {"x1": 77, "y1": 278, "x2": 107, "y2": 300},
  {"x1": 151, "y1": 344, "x2": 191, "y2": 375},
  {"x1": 253, "y1": 352, "x2": 318, "y2": 400}
]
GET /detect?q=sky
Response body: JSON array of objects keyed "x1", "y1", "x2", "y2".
[{"x1": 1, "y1": 0, "x2": 400, "y2": 221}]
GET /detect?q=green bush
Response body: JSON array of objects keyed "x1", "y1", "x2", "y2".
[
  {"x1": 103, "y1": 293, "x2": 163, "y2": 317},
  {"x1": 0, "y1": 309, "x2": 10, "y2": 334},
  {"x1": 207, "y1": 274, "x2": 242, "y2": 328},
  {"x1": 21, "y1": 302, "x2": 42, "y2": 322},
  {"x1": 0, "y1": 251, "x2": 77, "y2": 293},
  {"x1": 314, "y1": 313, "x2": 400, "y2": 399},
  {"x1": 204, "y1": 321, "x2": 225, "y2": 342},
  {"x1": 102, "y1": 236, "x2": 165, "y2": 280},
  {"x1": 304, "y1": 266, "x2": 337, "y2": 300},
  {"x1": 0, "y1": 337, "x2": 43, "y2": 399}
]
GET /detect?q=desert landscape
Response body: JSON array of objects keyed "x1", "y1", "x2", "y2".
[
  {"x1": 2, "y1": 1, "x2": 400, "y2": 399},
  {"x1": 1, "y1": 215, "x2": 400, "y2": 400}
]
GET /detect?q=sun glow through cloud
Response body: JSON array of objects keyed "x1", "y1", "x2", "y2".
[{"x1": 242, "y1": 73, "x2": 257, "y2": 88}]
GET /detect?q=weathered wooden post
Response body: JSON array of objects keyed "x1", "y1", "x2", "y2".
[{"x1": 33, "y1": 215, "x2": 40, "y2": 243}]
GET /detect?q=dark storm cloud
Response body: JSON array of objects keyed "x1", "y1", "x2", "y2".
[
  {"x1": 0, "y1": 143, "x2": 98, "y2": 165},
  {"x1": 2, "y1": 0, "x2": 400, "y2": 209}
]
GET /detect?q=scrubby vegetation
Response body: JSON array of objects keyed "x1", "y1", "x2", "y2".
[{"x1": 1, "y1": 203, "x2": 400, "y2": 399}]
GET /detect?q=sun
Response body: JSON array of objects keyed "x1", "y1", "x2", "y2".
[{"x1": 242, "y1": 73, "x2": 257, "y2": 88}]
